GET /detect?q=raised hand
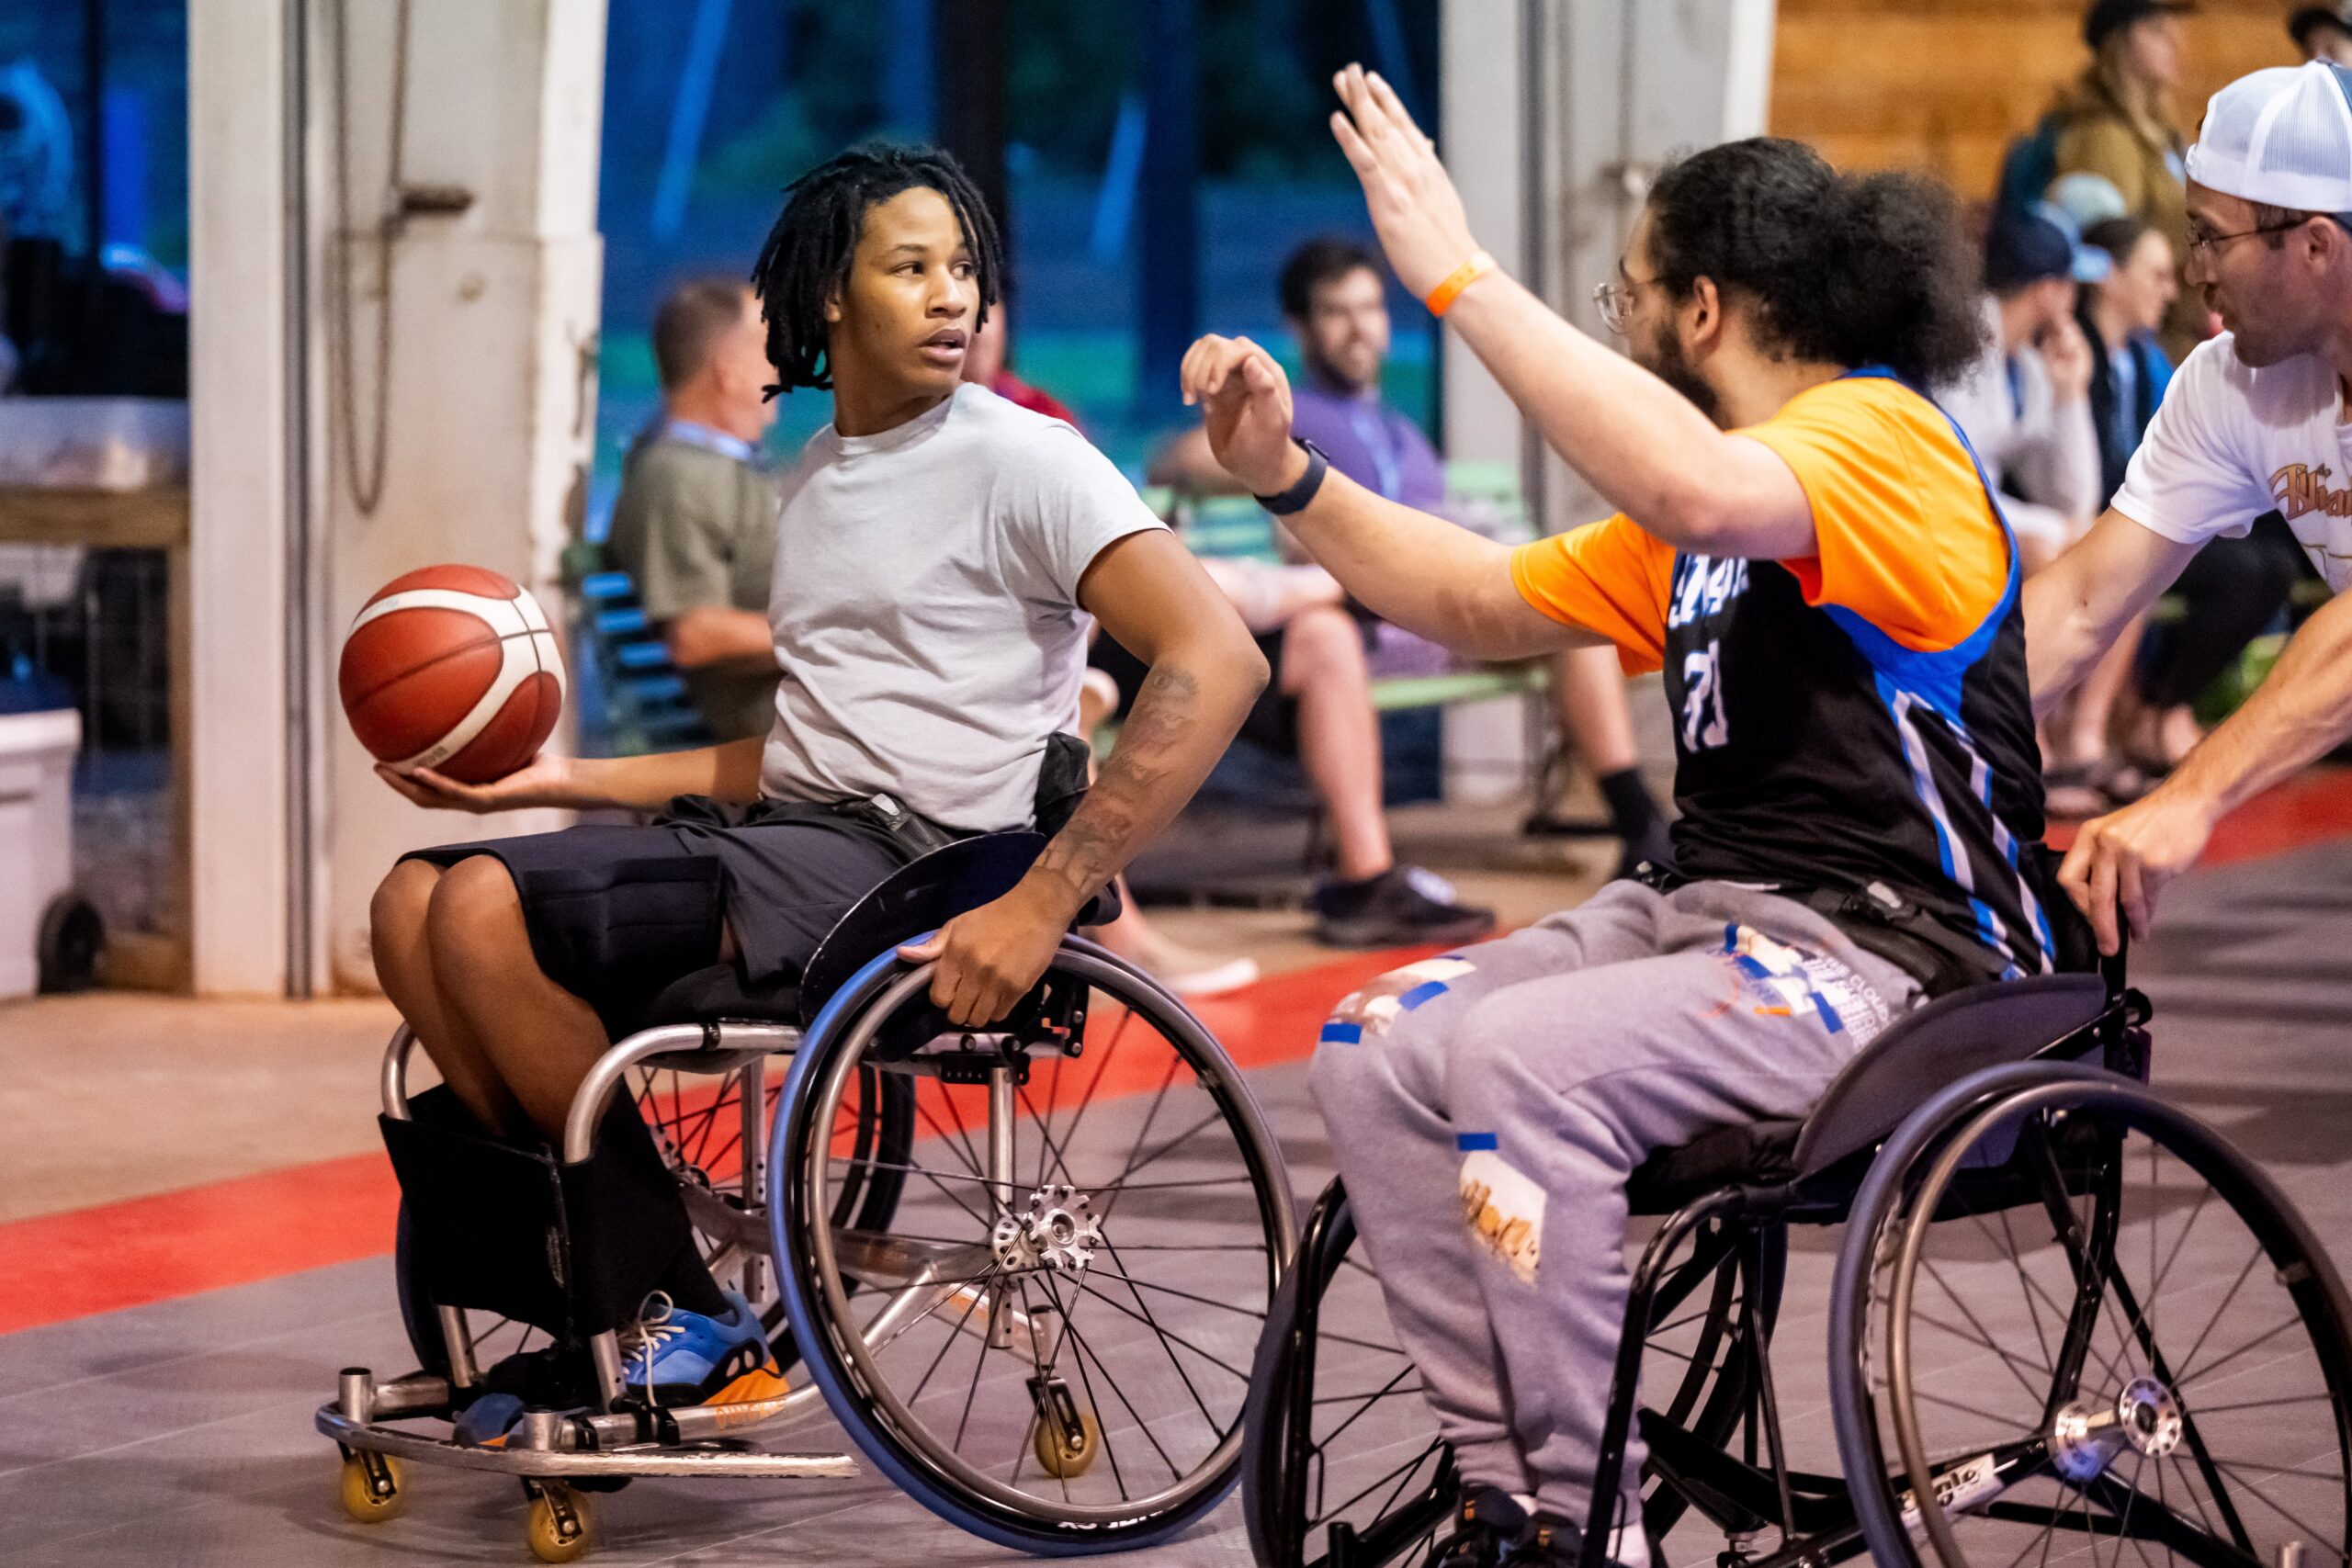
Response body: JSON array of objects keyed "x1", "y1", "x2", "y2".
[
  {"x1": 2041, "y1": 314, "x2": 2095, "y2": 405},
  {"x1": 1328, "y1": 63, "x2": 1482, "y2": 301},
  {"x1": 1179, "y1": 333, "x2": 1303, "y2": 496}
]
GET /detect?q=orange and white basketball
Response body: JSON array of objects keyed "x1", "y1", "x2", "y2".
[{"x1": 337, "y1": 565, "x2": 567, "y2": 784}]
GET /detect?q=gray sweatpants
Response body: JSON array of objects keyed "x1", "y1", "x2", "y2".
[{"x1": 1309, "y1": 878, "x2": 1923, "y2": 1532}]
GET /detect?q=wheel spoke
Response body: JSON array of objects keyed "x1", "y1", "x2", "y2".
[
  {"x1": 905, "y1": 1268, "x2": 994, "y2": 1413},
  {"x1": 1038, "y1": 1266, "x2": 1166, "y2": 1494},
  {"x1": 1066, "y1": 1274, "x2": 1255, "y2": 1383},
  {"x1": 2177, "y1": 1316, "x2": 2312, "y2": 1393},
  {"x1": 1091, "y1": 1238, "x2": 1225, "y2": 1434},
  {"x1": 1047, "y1": 1002, "x2": 1138, "y2": 1168},
  {"x1": 2172, "y1": 1249, "x2": 2265, "y2": 1391},
  {"x1": 1084, "y1": 1262, "x2": 1269, "y2": 1320}
]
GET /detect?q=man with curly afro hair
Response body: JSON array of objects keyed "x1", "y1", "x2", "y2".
[{"x1": 1186, "y1": 67, "x2": 2081, "y2": 1568}]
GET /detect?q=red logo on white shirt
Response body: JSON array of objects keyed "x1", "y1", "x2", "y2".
[{"x1": 2270, "y1": 463, "x2": 2352, "y2": 522}]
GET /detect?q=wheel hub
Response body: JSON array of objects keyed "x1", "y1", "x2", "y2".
[
  {"x1": 2052, "y1": 1376, "x2": 2183, "y2": 1480},
  {"x1": 990, "y1": 1183, "x2": 1103, "y2": 1273},
  {"x1": 2118, "y1": 1376, "x2": 2183, "y2": 1458}
]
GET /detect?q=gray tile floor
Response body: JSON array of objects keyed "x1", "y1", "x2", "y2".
[{"x1": 4, "y1": 846, "x2": 2349, "y2": 1568}]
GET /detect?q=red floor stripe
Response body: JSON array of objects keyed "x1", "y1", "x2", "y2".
[
  {"x1": 0, "y1": 944, "x2": 1444, "y2": 1337},
  {"x1": 0, "y1": 1155, "x2": 398, "y2": 1335},
  {"x1": 8, "y1": 768, "x2": 2347, "y2": 1337}
]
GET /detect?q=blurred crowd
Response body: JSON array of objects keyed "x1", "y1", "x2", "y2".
[{"x1": 595, "y1": 0, "x2": 2343, "y2": 996}]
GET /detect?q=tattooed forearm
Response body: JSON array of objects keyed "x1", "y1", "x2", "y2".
[{"x1": 1030, "y1": 658, "x2": 1247, "y2": 911}]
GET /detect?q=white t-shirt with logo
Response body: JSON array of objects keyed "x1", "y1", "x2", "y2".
[
  {"x1": 759, "y1": 382, "x2": 1165, "y2": 831},
  {"x1": 2111, "y1": 333, "x2": 2352, "y2": 591}
]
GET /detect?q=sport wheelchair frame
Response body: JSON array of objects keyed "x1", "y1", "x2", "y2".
[
  {"x1": 1244, "y1": 952, "x2": 2352, "y2": 1568},
  {"x1": 320, "y1": 832, "x2": 1300, "y2": 1562}
]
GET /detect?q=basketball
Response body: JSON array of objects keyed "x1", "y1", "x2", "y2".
[{"x1": 338, "y1": 565, "x2": 567, "y2": 784}]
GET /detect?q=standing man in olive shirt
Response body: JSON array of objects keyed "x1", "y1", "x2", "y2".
[{"x1": 606, "y1": 278, "x2": 784, "y2": 740}]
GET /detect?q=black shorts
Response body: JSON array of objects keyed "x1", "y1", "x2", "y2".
[
  {"x1": 1092, "y1": 630, "x2": 1301, "y2": 754},
  {"x1": 402, "y1": 799, "x2": 906, "y2": 1036}
]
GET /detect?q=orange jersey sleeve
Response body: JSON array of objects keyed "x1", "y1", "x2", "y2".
[
  {"x1": 1508, "y1": 513, "x2": 1676, "y2": 675},
  {"x1": 1737, "y1": 377, "x2": 2011, "y2": 653}
]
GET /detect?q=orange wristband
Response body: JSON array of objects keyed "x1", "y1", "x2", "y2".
[{"x1": 1424, "y1": 251, "x2": 1496, "y2": 316}]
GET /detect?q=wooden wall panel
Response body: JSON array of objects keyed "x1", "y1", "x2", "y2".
[{"x1": 1770, "y1": 1, "x2": 2301, "y2": 198}]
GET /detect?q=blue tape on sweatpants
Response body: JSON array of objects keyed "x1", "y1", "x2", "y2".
[
  {"x1": 1319, "y1": 1020, "x2": 1363, "y2": 1045},
  {"x1": 1396, "y1": 979, "x2": 1449, "y2": 1011},
  {"x1": 1455, "y1": 1131, "x2": 1498, "y2": 1151}
]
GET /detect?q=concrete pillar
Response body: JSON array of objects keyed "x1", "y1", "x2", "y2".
[
  {"x1": 187, "y1": 0, "x2": 605, "y2": 994},
  {"x1": 1437, "y1": 0, "x2": 1773, "y2": 806},
  {"x1": 309, "y1": 0, "x2": 606, "y2": 993},
  {"x1": 187, "y1": 0, "x2": 296, "y2": 995}
]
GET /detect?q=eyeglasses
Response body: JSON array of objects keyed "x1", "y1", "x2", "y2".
[
  {"x1": 2185, "y1": 220, "x2": 2309, "y2": 258},
  {"x1": 1592, "y1": 275, "x2": 1655, "y2": 335}
]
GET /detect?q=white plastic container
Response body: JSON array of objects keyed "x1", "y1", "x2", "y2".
[
  {"x1": 0, "y1": 707, "x2": 79, "y2": 998},
  {"x1": 0, "y1": 397, "x2": 190, "y2": 489}
]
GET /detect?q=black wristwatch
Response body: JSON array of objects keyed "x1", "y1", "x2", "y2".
[{"x1": 1254, "y1": 438, "x2": 1330, "y2": 516}]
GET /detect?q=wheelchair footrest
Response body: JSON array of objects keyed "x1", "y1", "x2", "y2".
[
  {"x1": 383, "y1": 1086, "x2": 703, "y2": 1338},
  {"x1": 316, "y1": 1402, "x2": 859, "y2": 1482}
]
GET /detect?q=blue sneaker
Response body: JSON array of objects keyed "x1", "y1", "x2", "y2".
[
  {"x1": 452, "y1": 1391, "x2": 527, "y2": 1448},
  {"x1": 619, "y1": 1291, "x2": 777, "y2": 1406}
]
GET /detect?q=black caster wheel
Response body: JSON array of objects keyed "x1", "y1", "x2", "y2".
[{"x1": 37, "y1": 893, "x2": 103, "y2": 993}]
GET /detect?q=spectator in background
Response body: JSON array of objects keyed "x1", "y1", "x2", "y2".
[
  {"x1": 1154, "y1": 236, "x2": 1674, "y2": 878},
  {"x1": 1089, "y1": 547, "x2": 1498, "y2": 949},
  {"x1": 1940, "y1": 207, "x2": 2105, "y2": 574},
  {"x1": 2079, "y1": 216, "x2": 2178, "y2": 501},
  {"x1": 2040, "y1": 215, "x2": 2178, "y2": 809},
  {"x1": 1940, "y1": 207, "x2": 2108, "y2": 811},
  {"x1": 2289, "y1": 6, "x2": 2352, "y2": 63},
  {"x1": 962, "y1": 295, "x2": 1082, "y2": 426},
  {"x1": 604, "y1": 278, "x2": 782, "y2": 742},
  {"x1": 2048, "y1": 0, "x2": 2207, "y2": 359}
]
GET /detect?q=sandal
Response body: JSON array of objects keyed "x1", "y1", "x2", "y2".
[{"x1": 2042, "y1": 762, "x2": 2110, "y2": 820}]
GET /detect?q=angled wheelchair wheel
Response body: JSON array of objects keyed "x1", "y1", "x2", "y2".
[
  {"x1": 771, "y1": 942, "x2": 1298, "y2": 1555},
  {"x1": 1240, "y1": 1178, "x2": 1784, "y2": 1568},
  {"x1": 1242, "y1": 1179, "x2": 1453, "y2": 1568},
  {"x1": 633, "y1": 1058, "x2": 911, "y2": 1367},
  {"x1": 1832, "y1": 1063, "x2": 2352, "y2": 1568}
]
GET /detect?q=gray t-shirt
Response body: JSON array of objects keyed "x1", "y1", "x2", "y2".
[
  {"x1": 761, "y1": 382, "x2": 1165, "y2": 830},
  {"x1": 605, "y1": 434, "x2": 782, "y2": 741}
]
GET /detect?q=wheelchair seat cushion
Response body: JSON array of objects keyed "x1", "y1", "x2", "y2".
[
  {"x1": 625, "y1": 962, "x2": 802, "y2": 1031},
  {"x1": 1627, "y1": 1117, "x2": 1804, "y2": 1215},
  {"x1": 1623, "y1": 973, "x2": 2109, "y2": 1216}
]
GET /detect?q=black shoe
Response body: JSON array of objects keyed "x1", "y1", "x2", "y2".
[
  {"x1": 1508, "y1": 1512, "x2": 1649, "y2": 1568},
  {"x1": 1311, "y1": 865, "x2": 1497, "y2": 950},
  {"x1": 1427, "y1": 1484, "x2": 1532, "y2": 1568},
  {"x1": 480, "y1": 1341, "x2": 597, "y2": 1408}
]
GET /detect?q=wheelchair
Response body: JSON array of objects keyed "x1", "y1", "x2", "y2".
[
  {"x1": 318, "y1": 830, "x2": 1298, "y2": 1562},
  {"x1": 1244, "y1": 951, "x2": 2352, "y2": 1568}
]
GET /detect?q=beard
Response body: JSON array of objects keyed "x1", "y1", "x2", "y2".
[{"x1": 1635, "y1": 323, "x2": 1724, "y2": 427}]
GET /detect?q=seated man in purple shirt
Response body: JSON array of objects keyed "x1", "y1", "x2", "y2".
[{"x1": 1155, "y1": 237, "x2": 1673, "y2": 880}]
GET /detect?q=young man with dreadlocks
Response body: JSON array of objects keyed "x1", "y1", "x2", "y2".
[
  {"x1": 1183, "y1": 68, "x2": 2076, "y2": 1566},
  {"x1": 368, "y1": 144, "x2": 1265, "y2": 1409}
]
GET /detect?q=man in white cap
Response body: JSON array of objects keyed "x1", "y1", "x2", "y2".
[{"x1": 2029, "y1": 60, "x2": 2352, "y2": 952}]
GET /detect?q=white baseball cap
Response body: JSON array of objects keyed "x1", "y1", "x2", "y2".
[{"x1": 2186, "y1": 61, "x2": 2352, "y2": 214}]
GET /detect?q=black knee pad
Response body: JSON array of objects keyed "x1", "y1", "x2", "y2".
[{"x1": 381, "y1": 1086, "x2": 699, "y2": 1337}]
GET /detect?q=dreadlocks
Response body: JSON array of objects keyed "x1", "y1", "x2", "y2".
[{"x1": 749, "y1": 142, "x2": 1003, "y2": 395}]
